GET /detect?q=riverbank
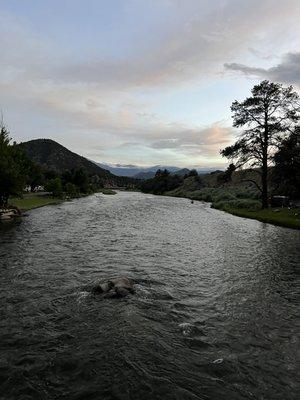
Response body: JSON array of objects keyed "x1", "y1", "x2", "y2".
[
  {"x1": 10, "y1": 193, "x2": 62, "y2": 211},
  {"x1": 10, "y1": 189, "x2": 117, "y2": 212},
  {"x1": 213, "y1": 204, "x2": 300, "y2": 229},
  {"x1": 163, "y1": 186, "x2": 300, "y2": 230}
]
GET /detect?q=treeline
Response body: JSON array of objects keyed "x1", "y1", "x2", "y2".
[
  {"x1": 140, "y1": 132, "x2": 300, "y2": 203},
  {"x1": 0, "y1": 126, "x2": 104, "y2": 207},
  {"x1": 140, "y1": 168, "x2": 202, "y2": 194},
  {"x1": 140, "y1": 81, "x2": 300, "y2": 208}
]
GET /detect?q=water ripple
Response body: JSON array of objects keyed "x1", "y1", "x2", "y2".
[{"x1": 0, "y1": 192, "x2": 299, "y2": 399}]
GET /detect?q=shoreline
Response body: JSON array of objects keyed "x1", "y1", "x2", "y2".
[
  {"x1": 161, "y1": 192, "x2": 300, "y2": 230},
  {"x1": 213, "y1": 206, "x2": 300, "y2": 230},
  {"x1": 10, "y1": 193, "x2": 63, "y2": 211},
  {"x1": 9, "y1": 191, "x2": 300, "y2": 230},
  {"x1": 9, "y1": 189, "x2": 118, "y2": 212}
]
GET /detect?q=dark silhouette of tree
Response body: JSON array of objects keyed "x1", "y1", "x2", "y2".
[
  {"x1": 221, "y1": 80, "x2": 300, "y2": 208},
  {"x1": 155, "y1": 169, "x2": 170, "y2": 178},
  {"x1": 26, "y1": 161, "x2": 44, "y2": 191},
  {"x1": 0, "y1": 123, "x2": 28, "y2": 206},
  {"x1": 44, "y1": 177, "x2": 63, "y2": 197},
  {"x1": 217, "y1": 163, "x2": 236, "y2": 185},
  {"x1": 273, "y1": 128, "x2": 300, "y2": 198},
  {"x1": 140, "y1": 169, "x2": 182, "y2": 194},
  {"x1": 187, "y1": 169, "x2": 198, "y2": 177}
]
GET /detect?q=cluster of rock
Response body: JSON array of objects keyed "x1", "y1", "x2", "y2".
[
  {"x1": 92, "y1": 277, "x2": 134, "y2": 298},
  {"x1": 0, "y1": 207, "x2": 22, "y2": 221}
]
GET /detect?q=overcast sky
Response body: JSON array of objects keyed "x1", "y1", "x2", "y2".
[{"x1": 1, "y1": 0, "x2": 299, "y2": 167}]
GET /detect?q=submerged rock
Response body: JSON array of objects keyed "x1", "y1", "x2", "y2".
[{"x1": 92, "y1": 277, "x2": 134, "y2": 298}]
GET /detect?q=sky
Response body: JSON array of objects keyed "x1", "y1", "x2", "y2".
[{"x1": 0, "y1": 0, "x2": 299, "y2": 168}]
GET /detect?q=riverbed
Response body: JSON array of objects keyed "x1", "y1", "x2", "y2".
[{"x1": 0, "y1": 191, "x2": 299, "y2": 399}]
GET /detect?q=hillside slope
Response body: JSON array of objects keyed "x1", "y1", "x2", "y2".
[
  {"x1": 19, "y1": 139, "x2": 110, "y2": 176},
  {"x1": 18, "y1": 139, "x2": 137, "y2": 186}
]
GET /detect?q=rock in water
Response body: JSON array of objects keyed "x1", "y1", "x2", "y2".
[{"x1": 92, "y1": 277, "x2": 134, "y2": 298}]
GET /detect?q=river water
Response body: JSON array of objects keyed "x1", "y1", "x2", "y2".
[{"x1": 0, "y1": 192, "x2": 299, "y2": 400}]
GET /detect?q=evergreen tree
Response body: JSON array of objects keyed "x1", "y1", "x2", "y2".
[{"x1": 221, "y1": 81, "x2": 299, "y2": 208}]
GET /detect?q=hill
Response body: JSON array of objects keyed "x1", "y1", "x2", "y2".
[
  {"x1": 18, "y1": 139, "x2": 136, "y2": 186},
  {"x1": 19, "y1": 139, "x2": 110, "y2": 176}
]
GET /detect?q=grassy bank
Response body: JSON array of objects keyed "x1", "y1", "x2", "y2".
[
  {"x1": 100, "y1": 188, "x2": 117, "y2": 195},
  {"x1": 213, "y1": 205, "x2": 300, "y2": 229},
  {"x1": 10, "y1": 193, "x2": 62, "y2": 211},
  {"x1": 165, "y1": 185, "x2": 300, "y2": 230},
  {"x1": 10, "y1": 189, "x2": 117, "y2": 211}
]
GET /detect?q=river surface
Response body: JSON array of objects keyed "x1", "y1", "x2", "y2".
[{"x1": 0, "y1": 192, "x2": 299, "y2": 400}]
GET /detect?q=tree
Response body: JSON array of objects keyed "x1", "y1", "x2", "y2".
[
  {"x1": 221, "y1": 80, "x2": 300, "y2": 208},
  {"x1": 140, "y1": 169, "x2": 182, "y2": 194},
  {"x1": 217, "y1": 163, "x2": 236, "y2": 185},
  {"x1": 273, "y1": 128, "x2": 300, "y2": 198},
  {"x1": 72, "y1": 168, "x2": 89, "y2": 193},
  {"x1": 0, "y1": 124, "x2": 27, "y2": 206},
  {"x1": 187, "y1": 169, "x2": 198, "y2": 177},
  {"x1": 26, "y1": 160, "x2": 44, "y2": 191},
  {"x1": 45, "y1": 177, "x2": 63, "y2": 197},
  {"x1": 155, "y1": 169, "x2": 170, "y2": 178},
  {"x1": 65, "y1": 182, "x2": 78, "y2": 197}
]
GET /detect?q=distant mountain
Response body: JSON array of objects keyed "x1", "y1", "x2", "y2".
[
  {"x1": 97, "y1": 163, "x2": 147, "y2": 177},
  {"x1": 133, "y1": 171, "x2": 156, "y2": 180},
  {"x1": 134, "y1": 168, "x2": 192, "y2": 180},
  {"x1": 96, "y1": 163, "x2": 220, "y2": 178}
]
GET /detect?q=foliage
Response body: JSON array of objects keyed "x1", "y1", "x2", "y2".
[
  {"x1": 25, "y1": 160, "x2": 44, "y2": 191},
  {"x1": 101, "y1": 188, "x2": 117, "y2": 195},
  {"x1": 65, "y1": 182, "x2": 78, "y2": 197},
  {"x1": 44, "y1": 177, "x2": 63, "y2": 197},
  {"x1": 184, "y1": 169, "x2": 198, "y2": 178},
  {"x1": 0, "y1": 125, "x2": 29, "y2": 206},
  {"x1": 272, "y1": 128, "x2": 300, "y2": 198},
  {"x1": 217, "y1": 163, "x2": 236, "y2": 185},
  {"x1": 212, "y1": 198, "x2": 261, "y2": 211},
  {"x1": 221, "y1": 80, "x2": 300, "y2": 208},
  {"x1": 140, "y1": 169, "x2": 183, "y2": 194},
  {"x1": 62, "y1": 167, "x2": 91, "y2": 194}
]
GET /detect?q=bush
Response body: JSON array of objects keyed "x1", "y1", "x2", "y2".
[
  {"x1": 212, "y1": 198, "x2": 261, "y2": 211},
  {"x1": 45, "y1": 177, "x2": 63, "y2": 197},
  {"x1": 65, "y1": 182, "x2": 78, "y2": 197}
]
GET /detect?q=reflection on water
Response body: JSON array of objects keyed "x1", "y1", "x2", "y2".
[{"x1": 0, "y1": 192, "x2": 299, "y2": 399}]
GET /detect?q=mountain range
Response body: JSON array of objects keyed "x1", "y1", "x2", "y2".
[
  {"x1": 18, "y1": 138, "x2": 220, "y2": 183},
  {"x1": 96, "y1": 163, "x2": 218, "y2": 179}
]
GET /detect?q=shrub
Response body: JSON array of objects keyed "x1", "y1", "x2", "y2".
[{"x1": 212, "y1": 198, "x2": 261, "y2": 211}]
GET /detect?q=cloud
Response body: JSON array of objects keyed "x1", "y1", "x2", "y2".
[
  {"x1": 0, "y1": 1, "x2": 300, "y2": 166},
  {"x1": 224, "y1": 52, "x2": 300, "y2": 86},
  {"x1": 143, "y1": 123, "x2": 235, "y2": 157},
  {"x1": 2, "y1": 1, "x2": 300, "y2": 90}
]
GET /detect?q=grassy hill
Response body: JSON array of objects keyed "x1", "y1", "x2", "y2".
[
  {"x1": 18, "y1": 139, "x2": 136, "y2": 187},
  {"x1": 18, "y1": 139, "x2": 110, "y2": 177}
]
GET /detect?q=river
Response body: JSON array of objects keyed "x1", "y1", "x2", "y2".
[{"x1": 0, "y1": 191, "x2": 299, "y2": 399}]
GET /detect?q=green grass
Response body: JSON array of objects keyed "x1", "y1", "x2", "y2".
[
  {"x1": 10, "y1": 193, "x2": 62, "y2": 211},
  {"x1": 167, "y1": 185, "x2": 299, "y2": 229},
  {"x1": 216, "y1": 206, "x2": 300, "y2": 229},
  {"x1": 100, "y1": 188, "x2": 117, "y2": 195}
]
